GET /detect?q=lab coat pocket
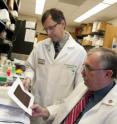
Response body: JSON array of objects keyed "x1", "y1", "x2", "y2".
[
  {"x1": 47, "y1": 64, "x2": 77, "y2": 86},
  {"x1": 62, "y1": 64, "x2": 77, "y2": 86}
]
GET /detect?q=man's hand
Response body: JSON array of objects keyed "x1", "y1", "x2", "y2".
[
  {"x1": 22, "y1": 77, "x2": 31, "y2": 90},
  {"x1": 32, "y1": 104, "x2": 50, "y2": 119}
]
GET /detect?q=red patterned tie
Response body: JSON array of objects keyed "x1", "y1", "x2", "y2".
[{"x1": 63, "y1": 91, "x2": 92, "y2": 124}]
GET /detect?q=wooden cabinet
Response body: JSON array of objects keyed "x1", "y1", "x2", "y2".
[{"x1": 103, "y1": 24, "x2": 117, "y2": 48}]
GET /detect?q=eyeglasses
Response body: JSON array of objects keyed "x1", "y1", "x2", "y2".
[
  {"x1": 44, "y1": 23, "x2": 58, "y2": 32},
  {"x1": 82, "y1": 64, "x2": 109, "y2": 72}
]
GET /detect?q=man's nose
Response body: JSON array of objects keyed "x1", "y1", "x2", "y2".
[
  {"x1": 82, "y1": 69, "x2": 86, "y2": 77},
  {"x1": 46, "y1": 29, "x2": 52, "y2": 36}
]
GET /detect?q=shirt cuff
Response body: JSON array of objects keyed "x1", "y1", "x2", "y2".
[
  {"x1": 46, "y1": 105, "x2": 59, "y2": 121},
  {"x1": 24, "y1": 70, "x2": 34, "y2": 81}
]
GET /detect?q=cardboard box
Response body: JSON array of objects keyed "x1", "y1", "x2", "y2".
[
  {"x1": 97, "y1": 22, "x2": 107, "y2": 31},
  {"x1": 81, "y1": 40, "x2": 92, "y2": 46},
  {"x1": 86, "y1": 23, "x2": 93, "y2": 34}
]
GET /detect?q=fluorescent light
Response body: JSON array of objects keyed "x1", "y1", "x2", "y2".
[
  {"x1": 74, "y1": 0, "x2": 117, "y2": 23},
  {"x1": 35, "y1": 0, "x2": 46, "y2": 15},
  {"x1": 103, "y1": 0, "x2": 117, "y2": 5},
  {"x1": 74, "y1": 3, "x2": 110, "y2": 23}
]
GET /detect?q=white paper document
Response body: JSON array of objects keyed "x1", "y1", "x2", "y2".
[
  {"x1": 8, "y1": 77, "x2": 34, "y2": 115},
  {"x1": 26, "y1": 21, "x2": 36, "y2": 29},
  {"x1": 24, "y1": 29, "x2": 35, "y2": 42}
]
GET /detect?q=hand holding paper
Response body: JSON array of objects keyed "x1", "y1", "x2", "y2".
[
  {"x1": 32, "y1": 104, "x2": 50, "y2": 119},
  {"x1": 8, "y1": 77, "x2": 34, "y2": 115}
]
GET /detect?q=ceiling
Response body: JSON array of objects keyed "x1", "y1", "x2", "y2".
[{"x1": 19, "y1": 0, "x2": 117, "y2": 27}]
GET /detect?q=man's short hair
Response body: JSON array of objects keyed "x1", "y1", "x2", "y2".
[
  {"x1": 88, "y1": 47, "x2": 117, "y2": 78},
  {"x1": 41, "y1": 8, "x2": 66, "y2": 26}
]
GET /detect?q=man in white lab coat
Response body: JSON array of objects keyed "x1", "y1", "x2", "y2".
[
  {"x1": 23, "y1": 8, "x2": 87, "y2": 124},
  {"x1": 51, "y1": 47, "x2": 117, "y2": 124}
]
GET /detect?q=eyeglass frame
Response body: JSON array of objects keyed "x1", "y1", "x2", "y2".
[
  {"x1": 82, "y1": 64, "x2": 110, "y2": 72},
  {"x1": 43, "y1": 23, "x2": 58, "y2": 32}
]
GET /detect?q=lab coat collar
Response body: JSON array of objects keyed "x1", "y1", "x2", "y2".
[
  {"x1": 43, "y1": 34, "x2": 77, "y2": 61},
  {"x1": 102, "y1": 81, "x2": 117, "y2": 106},
  {"x1": 43, "y1": 33, "x2": 77, "y2": 49},
  {"x1": 43, "y1": 38, "x2": 55, "y2": 62},
  {"x1": 87, "y1": 81, "x2": 117, "y2": 111},
  {"x1": 54, "y1": 35, "x2": 78, "y2": 61}
]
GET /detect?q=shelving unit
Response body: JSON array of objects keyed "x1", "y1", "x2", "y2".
[
  {"x1": 0, "y1": 0, "x2": 19, "y2": 59},
  {"x1": 0, "y1": 0, "x2": 9, "y2": 10},
  {"x1": 76, "y1": 30, "x2": 105, "y2": 49},
  {"x1": 13, "y1": 0, "x2": 19, "y2": 11},
  {"x1": 75, "y1": 22, "x2": 117, "y2": 49},
  {"x1": 77, "y1": 30, "x2": 105, "y2": 39},
  {"x1": 0, "y1": 0, "x2": 16, "y2": 23},
  {"x1": 0, "y1": 20, "x2": 5, "y2": 32},
  {"x1": 0, "y1": 20, "x2": 14, "y2": 35}
]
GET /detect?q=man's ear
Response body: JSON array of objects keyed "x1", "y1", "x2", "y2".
[
  {"x1": 105, "y1": 70, "x2": 113, "y2": 78},
  {"x1": 61, "y1": 20, "x2": 66, "y2": 29}
]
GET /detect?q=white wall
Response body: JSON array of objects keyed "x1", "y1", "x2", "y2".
[
  {"x1": 18, "y1": 15, "x2": 75, "y2": 33},
  {"x1": 108, "y1": 18, "x2": 117, "y2": 26},
  {"x1": 19, "y1": 15, "x2": 37, "y2": 21}
]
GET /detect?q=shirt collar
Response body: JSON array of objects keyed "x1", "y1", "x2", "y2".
[
  {"x1": 53, "y1": 31, "x2": 69, "y2": 49},
  {"x1": 92, "y1": 81, "x2": 115, "y2": 101}
]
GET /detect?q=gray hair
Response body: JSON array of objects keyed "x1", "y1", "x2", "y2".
[{"x1": 88, "y1": 47, "x2": 117, "y2": 78}]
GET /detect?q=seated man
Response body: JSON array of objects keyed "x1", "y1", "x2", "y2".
[
  {"x1": 31, "y1": 47, "x2": 117, "y2": 124},
  {"x1": 53, "y1": 47, "x2": 117, "y2": 124}
]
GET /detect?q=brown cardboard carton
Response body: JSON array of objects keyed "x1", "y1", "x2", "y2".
[{"x1": 97, "y1": 22, "x2": 107, "y2": 31}]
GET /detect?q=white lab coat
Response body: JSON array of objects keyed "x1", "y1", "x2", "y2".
[
  {"x1": 25, "y1": 33, "x2": 87, "y2": 124},
  {"x1": 53, "y1": 80, "x2": 117, "y2": 124}
]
